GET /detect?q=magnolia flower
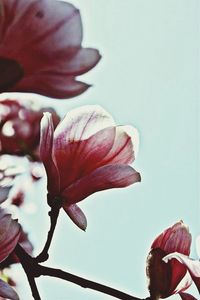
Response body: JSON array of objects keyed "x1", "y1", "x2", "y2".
[
  {"x1": 146, "y1": 221, "x2": 192, "y2": 299},
  {"x1": 0, "y1": 209, "x2": 20, "y2": 300},
  {"x1": 0, "y1": 0, "x2": 101, "y2": 98},
  {"x1": 40, "y1": 105, "x2": 141, "y2": 230},
  {"x1": 163, "y1": 235, "x2": 200, "y2": 299},
  {"x1": 0, "y1": 99, "x2": 60, "y2": 157}
]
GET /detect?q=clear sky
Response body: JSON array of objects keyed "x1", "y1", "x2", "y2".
[{"x1": 6, "y1": 1, "x2": 199, "y2": 299}]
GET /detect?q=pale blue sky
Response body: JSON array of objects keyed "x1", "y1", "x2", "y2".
[{"x1": 6, "y1": 1, "x2": 199, "y2": 299}]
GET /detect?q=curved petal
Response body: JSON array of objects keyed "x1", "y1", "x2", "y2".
[
  {"x1": 12, "y1": 75, "x2": 90, "y2": 99},
  {"x1": 54, "y1": 105, "x2": 115, "y2": 144},
  {"x1": 0, "y1": 209, "x2": 21, "y2": 263},
  {"x1": 62, "y1": 48, "x2": 101, "y2": 76},
  {"x1": 163, "y1": 252, "x2": 200, "y2": 292},
  {"x1": 63, "y1": 204, "x2": 87, "y2": 231},
  {"x1": 0, "y1": 279, "x2": 19, "y2": 300},
  {"x1": 61, "y1": 164, "x2": 141, "y2": 205},
  {"x1": 151, "y1": 221, "x2": 191, "y2": 256},
  {"x1": 174, "y1": 271, "x2": 192, "y2": 294},
  {"x1": 99, "y1": 126, "x2": 138, "y2": 165},
  {"x1": 53, "y1": 127, "x2": 116, "y2": 190},
  {"x1": 179, "y1": 293, "x2": 197, "y2": 300},
  {"x1": 40, "y1": 113, "x2": 59, "y2": 196}
]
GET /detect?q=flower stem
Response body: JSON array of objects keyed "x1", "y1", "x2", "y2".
[{"x1": 36, "y1": 205, "x2": 60, "y2": 263}]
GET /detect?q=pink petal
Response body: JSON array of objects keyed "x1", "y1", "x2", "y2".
[
  {"x1": 0, "y1": 279, "x2": 19, "y2": 300},
  {"x1": 163, "y1": 252, "x2": 200, "y2": 292},
  {"x1": 152, "y1": 221, "x2": 191, "y2": 256},
  {"x1": 0, "y1": 209, "x2": 21, "y2": 263},
  {"x1": 61, "y1": 164, "x2": 141, "y2": 204},
  {"x1": 54, "y1": 127, "x2": 116, "y2": 190},
  {"x1": 179, "y1": 292, "x2": 198, "y2": 300},
  {"x1": 63, "y1": 204, "x2": 87, "y2": 231},
  {"x1": 40, "y1": 113, "x2": 59, "y2": 196}
]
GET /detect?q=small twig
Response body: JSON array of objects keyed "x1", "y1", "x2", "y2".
[{"x1": 36, "y1": 204, "x2": 60, "y2": 262}]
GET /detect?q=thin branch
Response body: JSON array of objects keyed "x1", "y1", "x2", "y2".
[
  {"x1": 38, "y1": 265, "x2": 142, "y2": 300},
  {"x1": 15, "y1": 245, "x2": 41, "y2": 300},
  {"x1": 36, "y1": 205, "x2": 60, "y2": 263},
  {"x1": 15, "y1": 244, "x2": 148, "y2": 300}
]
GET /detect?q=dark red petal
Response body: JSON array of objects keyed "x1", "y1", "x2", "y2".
[
  {"x1": 12, "y1": 76, "x2": 90, "y2": 99},
  {"x1": 0, "y1": 209, "x2": 21, "y2": 262},
  {"x1": 40, "y1": 113, "x2": 59, "y2": 196},
  {"x1": 62, "y1": 164, "x2": 141, "y2": 205},
  {"x1": 0, "y1": 279, "x2": 19, "y2": 300},
  {"x1": 0, "y1": 0, "x2": 100, "y2": 98},
  {"x1": 0, "y1": 0, "x2": 82, "y2": 65},
  {"x1": 179, "y1": 292, "x2": 197, "y2": 300}
]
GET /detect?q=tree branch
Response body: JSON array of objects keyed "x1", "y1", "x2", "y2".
[
  {"x1": 15, "y1": 244, "x2": 41, "y2": 300},
  {"x1": 39, "y1": 264, "x2": 143, "y2": 300},
  {"x1": 15, "y1": 244, "x2": 147, "y2": 300}
]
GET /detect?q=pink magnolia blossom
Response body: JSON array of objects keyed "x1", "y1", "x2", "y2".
[
  {"x1": 0, "y1": 209, "x2": 20, "y2": 300},
  {"x1": 40, "y1": 105, "x2": 141, "y2": 230},
  {"x1": 0, "y1": 99, "x2": 60, "y2": 157},
  {"x1": 0, "y1": 0, "x2": 101, "y2": 98},
  {"x1": 146, "y1": 221, "x2": 192, "y2": 299}
]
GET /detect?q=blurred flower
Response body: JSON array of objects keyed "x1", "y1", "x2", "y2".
[
  {"x1": 0, "y1": 99, "x2": 60, "y2": 158},
  {"x1": 0, "y1": 209, "x2": 20, "y2": 300},
  {"x1": 0, "y1": 0, "x2": 101, "y2": 98},
  {"x1": 0, "y1": 230, "x2": 33, "y2": 268},
  {"x1": 163, "y1": 235, "x2": 200, "y2": 298},
  {"x1": 0, "y1": 155, "x2": 24, "y2": 204},
  {"x1": 40, "y1": 105, "x2": 141, "y2": 230},
  {"x1": 146, "y1": 221, "x2": 192, "y2": 299}
]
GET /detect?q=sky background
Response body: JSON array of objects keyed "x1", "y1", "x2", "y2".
[{"x1": 4, "y1": 0, "x2": 199, "y2": 299}]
